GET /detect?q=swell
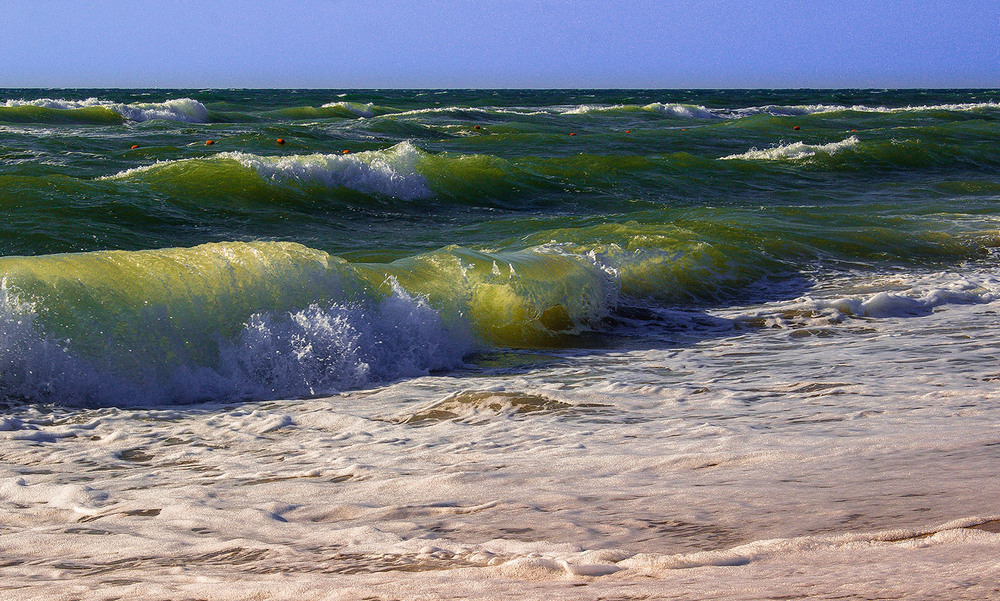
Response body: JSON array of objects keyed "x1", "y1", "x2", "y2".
[
  {"x1": 5, "y1": 135, "x2": 999, "y2": 260},
  {"x1": 96, "y1": 133, "x2": 1000, "y2": 206}
]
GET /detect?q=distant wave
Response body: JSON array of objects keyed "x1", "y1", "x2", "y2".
[
  {"x1": 729, "y1": 101, "x2": 1000, "y2": 118},
  {"x1": 721, "y1": 136, "x2": 861, "y2": 161},
  {"x1": 0, "y1": 97, "x2": 209, "y2": 122},
  {"x1": 319, "y1": 101, "x2": 378, "y2": 117},
  {"x1": 562, "y1": 103, "x2": 718, "y2": 119},
  {"x1": 230, "y1": 142, "x2": 430, "y2": 199},
  {"x1": 105, "y1": 141, "x2": 433, "y2": 200},
  {"x1": 558, "y1": 101, "x2": 1000, "y2": 120}
]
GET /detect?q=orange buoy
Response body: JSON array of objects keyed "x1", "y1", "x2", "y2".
[
  {"x1": 473, "y1": 125, "x2": 481, "y2": 130},
  {"x1": 793, "y1": 125, "x2": 801, "y2": 131},
  {"x1": 130, "y1": 144, "x2": 139, "y2": 149},
  {"x1": 205, "y1": 140, "x2": 215, "y2": 145},
  {"x1": 342, "y1": 149, "x2": 350, "y2": 154},
  {"x1": 276, "y1": 138, "x2": 285, "y2": 145},
  {"x1": 851, "y1": 129, "x2": 857, "y2": 132},
  {"x1": 569, "y1": 132, "x2": 577, "y2": 136},
  {"x1": 625, "y1": 130, "x2": 631, "y2": 133}
]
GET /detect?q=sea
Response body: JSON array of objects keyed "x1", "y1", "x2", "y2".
[{"x1": 1, "y1": 89, "x2": 999, "y2": 600}]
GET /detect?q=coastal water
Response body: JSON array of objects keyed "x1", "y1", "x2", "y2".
[{"x1": 1, "y1": 89, "x2": 999, "y2": 599}]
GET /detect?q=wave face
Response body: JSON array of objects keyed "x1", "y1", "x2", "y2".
[{"x1": 2, "y1": 88, "x2": 1000, "y2": 405}]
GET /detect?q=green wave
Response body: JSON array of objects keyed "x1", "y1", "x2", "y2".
[
  {"x1": 0, "y1": 241, "x2": 615, "y2": 376},
  {"x1": 0, "y1": 105, "x2": 124, "y2": 124},
  {"x1": 3, "y1": 210, "x2": 987, "y2": 371}
]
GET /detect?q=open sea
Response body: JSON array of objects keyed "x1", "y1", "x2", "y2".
[{"x1": 1, "y1": 89, "x2": 999, "y2": 600}]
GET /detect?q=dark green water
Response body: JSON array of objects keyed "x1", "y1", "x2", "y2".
[{"x1": 1, "y1": 89, "x2": 999, "y2": 404}]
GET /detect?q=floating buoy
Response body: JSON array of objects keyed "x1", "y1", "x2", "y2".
[
  {"x1": 130, "y1": 144, "x2": 139, "y2": 149},
  {"x1": 793, "y1": 125, "x2": 801, "y2": 131},
  {"x1": 205, "y1": 140, "x2": 215, "y2": 145},
  {"x1": 276, "y1": 138, "x2": 285, "y2": 145},
  {"x1": 342, "y1": 150, "x2": 350, "y2": 154},
  {"x1": 473, "y1": 125, "x2": 481, "y2": 130},
  {"x1": 569, "y1": 132, "x2": 577, "y2": 136},
  {"x1": 625, "y1": 130, "x2": 631, "y2": 133},
  {"x1": 851, "y1": 129, "x2": 857, "y2": 132}
]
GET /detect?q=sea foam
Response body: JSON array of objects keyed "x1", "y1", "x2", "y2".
[
  {"x1": 229, "y1": 142, "x2": 431, "y2": 199},
  {"x1": 562, "y1": 103, "x2": 717, "y2": 119},
  {"x1": 0, "y1": 275, "x2": 467, "y2": 406},
  {"x1": 721, "y1": 136, "x2": 860, "y2": 161},
  {"x1": 319, "y1": 101, "x2": 377, "y2": 117}
]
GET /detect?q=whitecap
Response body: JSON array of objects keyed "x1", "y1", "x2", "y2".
[{"x1": 720, "y1": 136, "x2": 860, "y2": 161}]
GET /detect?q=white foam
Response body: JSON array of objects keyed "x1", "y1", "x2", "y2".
[
  {"x1": 721, "y1": 135, "x2": 860, "y2": 160},
  {"x1": 801, "y1": 101, "x2": 1000, "y2": 115},
  {"x1": 0, "y1": 278, "x2": 468, "y2": 406},
  {"x1": 561, "y1": 103, "x2": 717, "y2": 119},
  {"x1": 228, "y1": 141, "x2": 432, "y2": 199},
  {"x1": 389, "y1": 106, "x2": 550, "y2": 118},
  {"x1": 114, "y1": 98, "x2": 209, "y2": 122},
  {"x1": 643, "y1": 102, "x2": 717, "y2": 119},
  {"x1": 741, "y1": 272, "x2": 1000, "y2": 325},
  {"x1": 218, "y1": 281, "x2": 470, "y2": 400},
  {"x1": 1, "y1": 97, "x2": 209, "y2": 122},
  {"x1": 319, "y1": 101, "x2": 376, "y2": 117}
]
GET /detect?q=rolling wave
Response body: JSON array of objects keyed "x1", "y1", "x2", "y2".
[
  {"x1": 0, "y1": 239, "x2": 622, "y2": 405},
  {"x1": 105, "y1": 142, "x2": 432, "y2": 200},
  {"x1": 0, "y1": 97, "x2": 209, "y2": 123},
  {"x1": 721, "y1": 136, "x2": 861, "y2": 161}
]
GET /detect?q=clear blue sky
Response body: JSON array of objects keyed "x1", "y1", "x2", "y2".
[{"x1": 2, "y1": 0, "x2": 997, "y2": 88}]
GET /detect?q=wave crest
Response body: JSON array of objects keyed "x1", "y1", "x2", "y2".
[
  {"x1": 105, "y1": 142, "x2": 433, "y2": 200},
  {"x1": 721, "y1": 136, "x2": 861, "y2": 161}
]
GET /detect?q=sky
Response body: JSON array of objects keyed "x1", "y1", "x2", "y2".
[{"x1": 1, "y1": 0, "x2": 997, "y2": 88}]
